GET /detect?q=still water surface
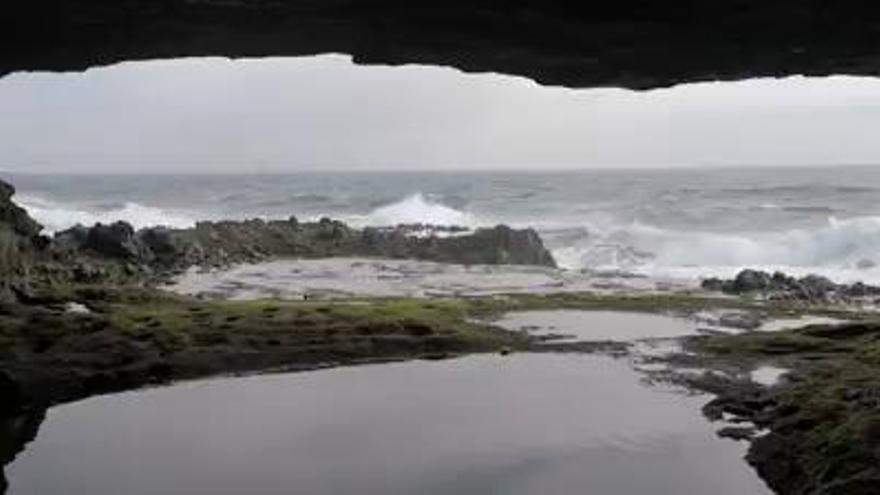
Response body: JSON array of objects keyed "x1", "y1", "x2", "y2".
[
  {"x1": 492, "y1": 310, "x2": 699, "y2": 342},
  {"x1": 8, "y1": 354, "x2": 770, "y2": 495}
]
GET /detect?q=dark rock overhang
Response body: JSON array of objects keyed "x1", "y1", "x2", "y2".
[{"x1": 4, "y1": 1, "x2": 880, "y2": 89}]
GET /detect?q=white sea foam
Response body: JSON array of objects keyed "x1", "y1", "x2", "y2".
[
  {"x1": 548, "y1": 215, "x2": 880, "y2": 285},
  {"x1": 19, "y1": 191, "x2": 479, "y2": 234},
  {"x1": 359, "y1": 193, "x2": 478, "y2": 228},
  {"x1": 16, "y1": 177, "x2": 880, "y2": 288},
  {"x1": 17, "y1": 195, "x2": 197, "y2": 233}
]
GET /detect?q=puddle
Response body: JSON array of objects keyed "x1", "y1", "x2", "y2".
[
  {"x1": 6, "y1": 354, "x2": 769, "y2": 495},
  {"x1": 492, "y1": 310, "x2": 701, "y2": 343}
]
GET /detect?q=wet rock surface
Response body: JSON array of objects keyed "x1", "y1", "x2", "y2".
[
  {"x1": 0, "y1": 409, "x2": 44, "y2": 493},
  {"x1": 702, "y1": 269, "x2": 880, "y2": 303},
  {"x1": 0, "y1": 181, "x2": 47, "y2": 304},
  {"x1": 0, "y1": 179, "x2": 557, "y2": 296},
  {"x1": 0, "y1": 292, "x2": 522, "y2": 413},
  {"x1": 673, "y1": 320, "x2": 880, "y2": 495},
  {"x1": 717, "y1": 426, "x2": 758, "y2": 442},
  {"x1": 3, "y1": 177, "x2": 880, "y2": 494},
  {"x1": 53, "y1": 218, "x2": 557, "y2": 276},
  {"x1": 0, "y1": 293, "x2": 525, "y2": 494},
  {"x1": 7, "y1": 1, "x2": 880, "y2": 89},
  {"x1": 0, "y1": 183, "x2": 41, "y2": 241}
]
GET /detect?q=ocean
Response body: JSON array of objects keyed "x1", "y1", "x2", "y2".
[{"x1": 5, "y1": 166, "x2": 880, "y2": 285}]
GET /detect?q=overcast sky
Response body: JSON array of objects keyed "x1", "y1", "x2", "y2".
[{"x1": 2, "y1": 54, "x2": 880, "y2": 173}]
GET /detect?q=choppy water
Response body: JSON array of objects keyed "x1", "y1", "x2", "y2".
[{"x1": 7, "y1": 167, "x2": 880, "y2": 284}]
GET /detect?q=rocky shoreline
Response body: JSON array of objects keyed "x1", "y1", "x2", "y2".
[
  {"x1": 0, "y1": 178, "x2": 554, "y2": 491},
  {"x1": 702, "y1": 269, "x2": 880, "y2": 305},
  {"x1": 671, "y1": 321, "x2": 880, "y2": 495},
  {"x1": 0, "y1": 289, "x2": 530, "y2": 492},
  {"x1": 0, "y1": 176, "x2": 552, "y2": 418},
  {"x1": 3, "y1": 178, "x2": 880, "y2": 494},
  {"x1": 54, "y1": 217, "x2": 556, "y2": 275},
  {"x1": 0, "y1": 179, "x2": 555, "y2": 303}
]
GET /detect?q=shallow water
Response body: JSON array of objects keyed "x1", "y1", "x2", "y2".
[
  {"x1": 6, "y1": 354, "x2": 769, "y2": 495},
  {"x1": 492, "y1": 310, "x2": 700, "y2": 342},
  {"x1": 169, "y1": 258, "x2": 682, "y2": 300}
]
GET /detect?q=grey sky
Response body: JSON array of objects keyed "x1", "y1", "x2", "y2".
[{"x1": 2, "y1": 54, "x2": 880, "y2": 173}]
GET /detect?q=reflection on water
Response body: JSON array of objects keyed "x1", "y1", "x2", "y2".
[
  {"x1": 492, "y1": 310, "x2": 700, "y2": 342},
  {"x1": 0, "y1": 411, "x2": 44, "y2": 494},
  {"x1": 7, "y1": 354, "x2": 769, "y2": 495}
]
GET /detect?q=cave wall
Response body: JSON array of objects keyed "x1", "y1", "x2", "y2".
[{"x1": 5, "y1": 1, "x2": 880, "y2": 88}]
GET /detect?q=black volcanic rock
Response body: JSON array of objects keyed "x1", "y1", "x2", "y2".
[
  {"x1": 56, "y1": 221, "x2": 152, "y2": 261},
  {"x1": 137, "y1": 227, "x2": 178, "y2": 261},
  {"x1": 45, "y1": 215, "x2": 556, "y2": 285},
  {"x1": 52, "y1": 224, "x2": 90, "y2": 252},
  {"x1": 4, "y1": 179, "x2": 556, "y2": 289},
  {"x1": 6, "y1": 1, "x2": 880, "y2": 89},
  {"x1": 0, "y1": 180, "x2": 41, "y2": 239},
  {"x1": 731, "y1": 269, "x2": 774, "y2": 293},
  {"x1": 702, "y1": 269, "x2": 880, "y2": 303},
  {"x1": 148, "y1": 220, "x2": 558, "y2": 270},
  {"x1": 0, "y1": 180, "x2": 45, "y2": 302},
  {"x1": 0, "y1": 408, "x2": 46, "y2": 493},
  {"x1": 418, "y1": 225, "x2": 557, "y2": 267},
  {"x1": 83, "y1": 222, "x2": 146, "y2": 260},
  {"x1": 717, "y1": 426, "x2": 757, "y2": 442}
]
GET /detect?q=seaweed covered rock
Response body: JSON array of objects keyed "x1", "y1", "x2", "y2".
[{"x1": 0, "y1": 180, "x2": 45, "y2": 301}]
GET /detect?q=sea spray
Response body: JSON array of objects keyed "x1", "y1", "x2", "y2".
[
  {"x1": 360, "y1": 193, "x2": 478, "y2": 227},
  {"x1": 10, "y1": 169, "x2": 880, "y2": 285},
  {"x1": 546, "y1": 215, "x2": 880, "y2": 284},
  {"x1": 16, "y1": 195, "x2": 198, "y2": 233}
]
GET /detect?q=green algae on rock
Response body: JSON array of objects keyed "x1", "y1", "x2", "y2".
[{"x1": 685, "y1": 321, "x2": 880, "y2": 494}]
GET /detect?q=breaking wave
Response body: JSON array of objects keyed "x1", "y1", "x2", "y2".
[
  {"x1": 15, "y1": 181, "x2": 880, "y2": 285},
  {"x1": 549, "y1": 215, "x2": 880, "y2": 284},
  {"x1": 18, "y1": 192, "x2": 479, "y2": 234},
  {"x1": 17, "y1": 195, "x2": 197, "y2": 233},
  {"x1": 359, "y1": 193, "x2": 478, "y2": 228}
]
